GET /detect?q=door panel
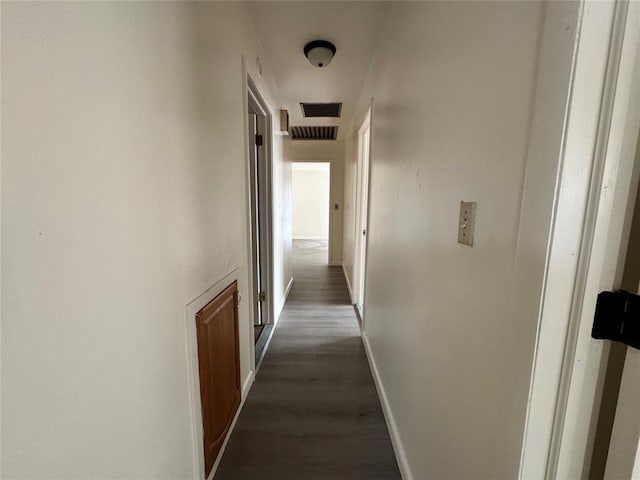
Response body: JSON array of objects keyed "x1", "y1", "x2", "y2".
[
  {"x1": 605, "y1": 345, "x2": 640, "y2": 479},
  {"x1": 248, "y1": 108, "x2": 270, "y2": 327},
  {"x1": 354, "y1": 111, "x2": 371, "y2": 313},
  {"x1": 248, "y1": 113, "x2": 263, "y2": 326},
  {"x1": 604, "y1": 147, "x2": 640, "y2": 479},
  {"x1": 256, "y1": 115, "x2": 270, "y2": 324},
  {"x1": 592, "y1": 195, "x2": 640, "y2": 478},
  {"x1": 196, "y1": 281, "x2": 241, "y2": 478}
]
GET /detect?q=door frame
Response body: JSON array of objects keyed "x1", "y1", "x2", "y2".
[
  {"x1": 353, "y1": 106, "x2": 372, "y2": 320},
  {"x1": 604, "y1": 194, "x2": 640, "y2": 478},
  {"x1": 289, "y1": 157, "x2": 337, "y2": 265},
  {"x1": 291, "y1": 160, "x2": 332, "y2": 262},
  {"x1": 243, "y1": 72, "x2": 275, "y2": 366},
  {"x1": 519, "y1": 1, "x2": 640, "y2": 478}
]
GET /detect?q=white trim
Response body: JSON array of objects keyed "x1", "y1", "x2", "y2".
[
  {"x1": 206, "y1": 373, "x2": 255, "y2": 480},
  {"x1": 520, "y1": 1, "x2": 640, "y2": 477},
  {"x1": 184, "y1": 268, "x2": 249, "y2": 480},
  {"x1": 362, "y1": 333, "x2": 413, "y2": 480},
  {"x1": 328, "y1": 261, "x2": 342, "y2": 267},
  {"x1": 342, "y1": 264, "x2": 355, "y2": 304},
  {"x1": 353, "y1": 102, "x2": 373, "y2": 311},
  {"x1": 273, "y1": 276, "x2": 293, "y2": 330},
  {"x1": 519, "y1": 3, "x2": 614, "y2": 475},
  {"x1": 556, "y1": 3, "x2": 640, "y2": 476},
  {"x1": 290, "y1": 158, "x2": 336, "y2": 264},
  {"x1": 281, "y1": 276, "x2": 294, "y2": 317},
  {"x1": 245, "y1": 67, "x2": 276, "y2": 330},
  {"x1": 604, "y1": 105, "x2": 640, "y2": 475},
  {"x1": 255, "y1": 324, "x2": 278, "y2": 373},
  {"x1": 283, "y1": 276, "x2": 294, "y2": 302},
  {"x1": 241, "y1": 57, "x2": 258, "y2": 371},
  {"x1": 274, "y1": 276, "x2": 294, "y2": 321}
]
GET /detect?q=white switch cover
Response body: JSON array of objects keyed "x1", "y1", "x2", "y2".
[{"x1": 458, "y1": 201, "x2": 476, "y2": 246}]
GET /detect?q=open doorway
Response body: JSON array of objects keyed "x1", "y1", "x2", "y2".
[
  {"x1": 292, "y1": 162, "x2": 331, "y2": 265},
  {"x1": 246, "y1": 79, "x2": 274, "y2": 365},
  {"x1": 353, "y1": 110, "x2": 371, "y2": 319}
]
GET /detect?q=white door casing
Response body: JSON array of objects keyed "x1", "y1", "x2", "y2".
[
  {"x1": 354, "y1": 108, "x2": 372, "y2": 315},
  {"x1": 520, "y1": 1, "x2": 640, "y2": 478}
]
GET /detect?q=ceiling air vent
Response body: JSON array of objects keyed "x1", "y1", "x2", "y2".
[
  {"x1": 290, "y1": 126, "x2": 338, "y2": 140},
  {"x1": 301, "y1": 103, "x2": 342, "y2": 118}
]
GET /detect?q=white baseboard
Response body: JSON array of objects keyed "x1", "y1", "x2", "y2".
[
  {"x1": 283, "y1": 276, "x2": 294, "y2": 303},
  {"x1": 255, "y1": 322, "x2": 278, "y2": 372},
  {"x1": 342, "y1": 264, "x2": 355, "y2": 304},
  {"x1": 362, "y1": 333, "x2": 413, "y2": 480},
  {"x1": 241, "y1": 372, "x2": 254, "y2": 401},
  {"x1": 275, "y1": 277, "x2": 294, "y2": 322},
  {"x1": 329, "y1": 261, "x2": 342, "y2": 267},
  {"x1": 292, "y1": 236, "x2": 328, "y2": 240},
  {"x1": 207, "y1": 372, "x2": 255, "y2": 480},
  {"x1": 259, "y1": 276, "x2": 293, "y2": 372}
]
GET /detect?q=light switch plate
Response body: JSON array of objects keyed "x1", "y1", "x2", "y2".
[{"x1": 458, "y1": 201, "x2": 476, "y2": 246}]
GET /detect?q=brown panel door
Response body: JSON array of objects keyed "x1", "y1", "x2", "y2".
[{"x1": 196, "y1": 281, "x2": 241, "y2": 478}]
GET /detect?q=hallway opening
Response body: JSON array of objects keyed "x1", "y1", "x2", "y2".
[{"x1": 291, "y1": 162, "x2": 331, "y2": 265}]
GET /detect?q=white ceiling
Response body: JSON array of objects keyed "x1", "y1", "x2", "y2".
[{"x1": 245, "y1": 1, "x2": 390, "y2": 141}]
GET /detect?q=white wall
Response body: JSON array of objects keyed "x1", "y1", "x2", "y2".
[
  {"x1": 292, "y1": 163, "x2": 330, "y2": 240},
  {"x1": 272, "y1": 132, "x2": 293, "y2": 318},
  {"x1": 285, "y1": 139, "x2": 344, "y2": 265},
  {"x1": 342, "y1": 2, "x2": 579, "y2": 478},
  {"x1": 0, "y1": 2, "x2": 290, "y2": 479}
]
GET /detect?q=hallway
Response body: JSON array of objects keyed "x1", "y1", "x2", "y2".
[
  {"x1": 215, "y1": 240, "x2": 400, "y2": 479},
  {"x1": 6, "y1": 2, "x2": 640, "y2": 479}
]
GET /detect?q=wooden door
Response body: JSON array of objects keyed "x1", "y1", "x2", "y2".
[{"x1": 196, "y1": 281, "x2": 241, "y2": 478}]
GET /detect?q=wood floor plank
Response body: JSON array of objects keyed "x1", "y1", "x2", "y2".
[{"x1": 214, "y1": 240, "x2": 401, "y2": 480}]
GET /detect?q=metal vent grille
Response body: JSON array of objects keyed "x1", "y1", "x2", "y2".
[
  {"x1": 290, "y1": 126, "x2": 338, "y2": 140},
  {"x1": 301, "y1": 103, "x2": 342, "y2": 118}
]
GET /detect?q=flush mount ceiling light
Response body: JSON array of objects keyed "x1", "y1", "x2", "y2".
[{"x1": 304, "y1": 40, "x2": 336, "y2": 68}]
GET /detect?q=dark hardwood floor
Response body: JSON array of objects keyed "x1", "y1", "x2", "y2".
[{"x1": 214, "y1": 240, "x2": 401, "y2": 479}]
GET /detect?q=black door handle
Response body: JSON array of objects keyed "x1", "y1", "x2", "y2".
[{"x1": 592, "y1": 290, "x2": 640, "y2": 350}]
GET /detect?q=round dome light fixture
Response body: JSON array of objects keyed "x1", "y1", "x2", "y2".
[{"x1": 304, "y1": 40, "x2": 336, "y2": 68}]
